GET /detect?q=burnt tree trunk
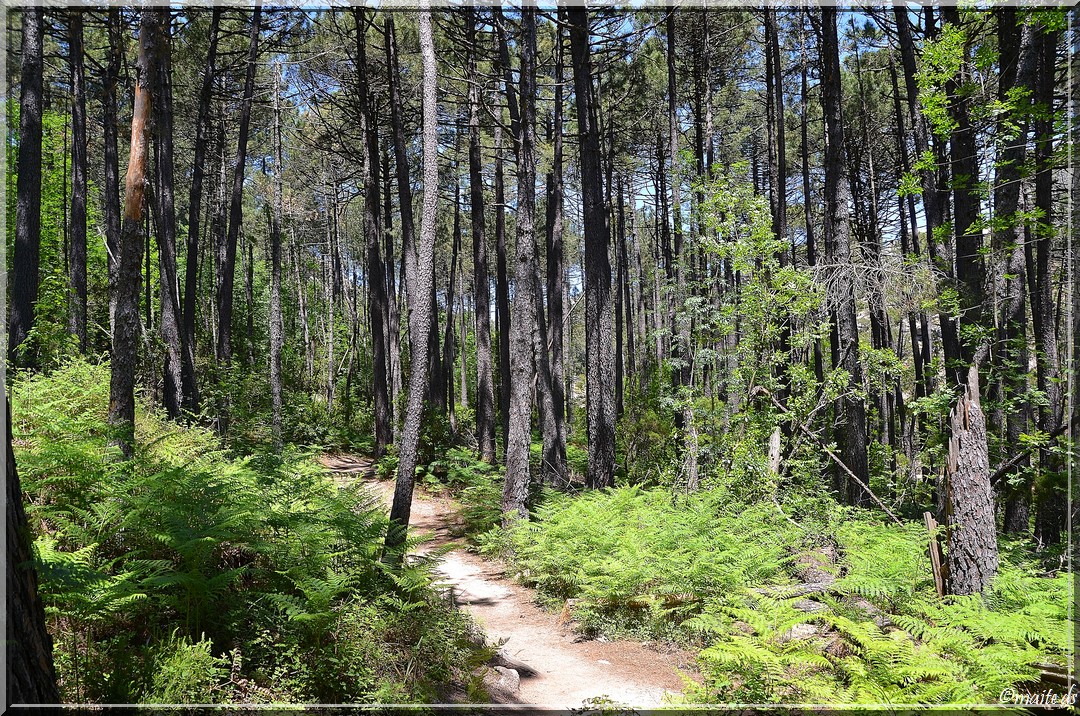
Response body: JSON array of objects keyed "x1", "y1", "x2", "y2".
[
  {"x1": 181, "y1": 6, "x2": 219, "y2": 414},
  {"x1": 821, "y1": 8, "x2": 870, "y2": 507},
  {"x1": 216, "y1": 8, "x2": 261, "y2": 367},
  {"x1": 150, "y1": 9, "x2": 186, "y2": 421}
]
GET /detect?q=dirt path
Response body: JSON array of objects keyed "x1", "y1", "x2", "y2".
[{"x1": 319, "y1": 455, "x2": 695, "y2": 708}]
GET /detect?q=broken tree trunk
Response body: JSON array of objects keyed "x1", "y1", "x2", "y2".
[{"x1": 944, "y1": 364, "x2": 998, "y2": 595}]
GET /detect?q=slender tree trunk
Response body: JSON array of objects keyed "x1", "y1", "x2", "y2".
[
  {"x1": 269, "y1": 63, "x2": 285, "y2": 451},
  {"x1": 821, "y1": 8, "x2": 870, "y2": 506},
  {"x1": 150, "y1": 8, "x2": 185, "y2": 420},
  {"x1": 385, "y1": 14, "x2": 417, "y2": 333},
  {"x1": 468, "y1": 7, "x2": 496, "y2": 464},
  {"x1": 387, "y1": 4, "x2": 438, "y2": 557},
  {"x1": 569, "y1": 7, "x2": 616, "y2": 489},
  {"x1": 216, "y1": 7, "x2": 261, "y2": 367},
  {"x1": 9, "y1": 7, "x2": 44, "y2": 367},
  {"x1": 110, "y1": 11, "x2": 154, "y2": 458},
  {"x1": 356, "y1": 8, "x2": 392, "y2": 456},
  {"x1": 495, "y1": 124, "x2": 512, "y2": 459},
  {"x1": 1031, "y1": 23, "x2": 1064, "y2": 547},
  {"x1": 445, "y1": 179, "x2": 462, "y2": 429},
  {"x1": 103, "y1": 8, "x2": 122, "y2": 338},
  {"x1": 181, "y1": 7, "x2": 219, "y2": 415},
  {"x1": 67, "y1": 10, "x2": 89, "y2": 353},
  {"x1": 503, "y1": 8, "x2": 539, "y2": 522},
  {"x1": 994, "y1": 11, "x2": 1036, "y2": 534}
]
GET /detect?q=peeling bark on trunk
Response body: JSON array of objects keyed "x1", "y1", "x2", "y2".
[{"x1": 110, "y1": 11, "x2": 154, "y2": 458}]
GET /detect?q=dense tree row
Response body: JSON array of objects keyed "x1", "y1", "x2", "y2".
[{"x1": 6, "y1": 10, "x2": 1075, "y2": 664}]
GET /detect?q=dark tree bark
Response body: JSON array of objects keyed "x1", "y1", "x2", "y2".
[
  {"x1": 946, "y1": 364, "x2": 998, "y2": 595},
  {"x1": 181, "y1": 6, "x2": 219, "y2": 415},
  {"x1": 1031, "y1": 23, "x2": 1064, "y2": 548},
  {"x1": 149, "y1": 9, "x2": 185, "y2": 421},
  {"x1": 993, "y1": 11, "x2": 1036, "y2": 534},
  {"x1": 494, "y1": 123, "x2": 512, "y2": 459},
  {"x1": 385, "y1": 14, "x2": 417, "y2": 333},
  {"x1": 67, "y1": 10, "x2": 88, "y2": 353},
  {"x1": 9, "y1": 7, "x2": 44, "y2": 368},
  {"x1": 387, "y1": 5, "x2": 438, "y2": 556},
  {"x1": 467, "y1": 8, "x2": 496, "y2": 464},
  {"x1": 569, "y1": 7, "x2": 616, "y2": 489},
  {"x1": 445, "y1": 179, "x2": 462, "y2": 425},
  {"x1": 356, "y1": 8, "x2": 392, "y2": 456},
  {"x1": 103, "y1": 8, "x2": 122, "y2": 336},
  {"x1": 894, "y1": 7, "x2": 960, "y2": 392},
  {"x1": 7, "y1": 404, "x2": 60, "y2": 705},
  {"x1": 941, "y1": 8, "x2": 984, "y2": 379},
  {"x1": 503, "y1": 7, "x2": 539, "y2": 522},
  {"x1": 216, "y1": 8, "x2": 261, "y2": 366},
  {"x1": 110, "y1": 11, "x2": 154, "y2": 458},
  {"x1": 821, "y1": 8, "x2": 870, "y2": 506}
]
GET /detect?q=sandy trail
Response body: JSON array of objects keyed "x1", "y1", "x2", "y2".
[{"x1": 319, "y1": 455, "x2": 695, "y2": 708}]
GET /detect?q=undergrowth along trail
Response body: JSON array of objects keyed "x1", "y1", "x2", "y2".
[{"x1": 322, "y1": 454, "x2": 694, "y2": 708}]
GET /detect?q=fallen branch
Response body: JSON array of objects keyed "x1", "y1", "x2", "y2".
[{"x1": 751, "y1": 386, "x2": 904, "y2": 527}]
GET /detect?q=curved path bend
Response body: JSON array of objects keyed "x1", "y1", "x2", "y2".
[{"x1": 319, "y1": 454, "x2": 696, "y2": 708}]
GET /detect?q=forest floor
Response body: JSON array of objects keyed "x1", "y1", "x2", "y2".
[{"x1": 319, "y1": 454, "x2": 696, "y2": 708}]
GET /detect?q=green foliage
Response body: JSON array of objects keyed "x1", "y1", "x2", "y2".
[
  {"x1": 12, "y1": 359, "x2": 479, "y2": 704},
  {"x1": 491, "y1": 483, "x2": 1070, "y2": 705}
]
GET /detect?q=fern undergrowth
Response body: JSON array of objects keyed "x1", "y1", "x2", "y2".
[
  {"x1": 486, "y1": 484, "x2": 1072, "y2": 705},
  {"x1": 12, "y1": 359, "x2": 479, "y2": 704}
]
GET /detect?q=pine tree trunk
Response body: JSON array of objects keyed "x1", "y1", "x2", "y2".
[
  {"x1": 110, "y1": 11, "x2": 154, "y2": 458},
  {"x1": 468, "y1": 7, "x2": 496, "y2": 464},
  {"x1": 103, "y1": 8, "x2": 123, "y2": 339},
  {"x1": 9, "y1": 7, "x2": 44, "y2": 367},
  {"x1": 495, "y1": 124, "x2": 512, "y2": 459},
  {"x1": 269, "y1": 63, "x2": 285, "y2": 452},
  {"x1": 356, "y1": 8, "x2": 392, "y2": 456},
  {"x1": 67, "y1": 10, "x2": 89, "y2": 353},
  {"x1": 1031, "y1": 23, "x2": 1064, "y2": 548},
  {"x1": 993, "y1": 11, "x2": 1036, "y2": 534},
  {"x1": 821, "y1": 8, "x2": 870, "y2": 507},
  {"x1": 6, "y1": 404, "x2": 60, "y2": 704},
  {"x1": 503, "y1": 7, "x2": 539, "y2": 522},
  {"x1": 387, "y1": 4, "x2": 438, "y2": 556},
  {"x1": 216, "y1": 8, "x2": 261, "y2": 367},
  {"x1": 569, "y1": 7, "x2": 616, "y2": 489}
]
